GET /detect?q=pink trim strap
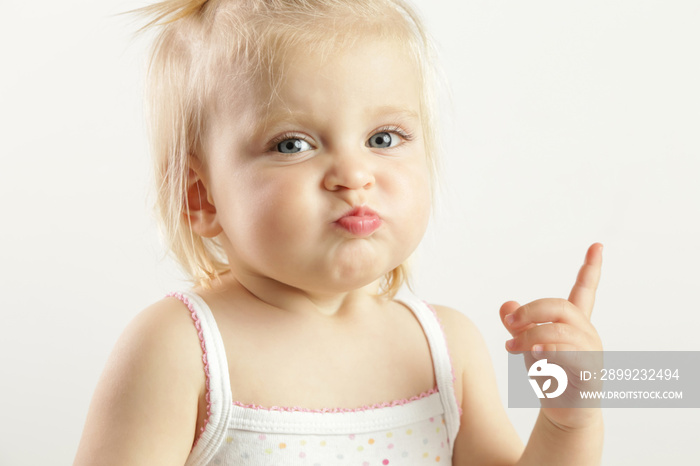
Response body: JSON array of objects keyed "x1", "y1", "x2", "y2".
[
  {"x1": 166, "y1": 292, "x2": 212, "y2": 447},
  {"x1": 425, "y1": 303, "x2": 464, "y2": 417}
]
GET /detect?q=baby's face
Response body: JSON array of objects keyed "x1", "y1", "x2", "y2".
[{"x1": 202, "y1": 37, "x2": 431, "y2": 295}]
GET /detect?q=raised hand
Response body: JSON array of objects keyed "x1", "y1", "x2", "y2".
[{"x1": 500, "y1": 243, "x2": 604, "y2": 429}]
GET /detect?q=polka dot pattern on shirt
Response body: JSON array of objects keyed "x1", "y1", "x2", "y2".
[{"x1": 214, "y1": 417, "x2": 451, "y2": 465}]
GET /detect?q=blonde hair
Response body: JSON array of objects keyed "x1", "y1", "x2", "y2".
[{"x1": 130, "y1": 0, "x2": 440, "y2": 297}]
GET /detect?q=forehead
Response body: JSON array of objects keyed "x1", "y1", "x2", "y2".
[
  {"x1": 214, "y1": 36, "x2": 421, "y2": 131},
  {"x1": 280, "y1": 38, "x2": 417, "y2": 104}
]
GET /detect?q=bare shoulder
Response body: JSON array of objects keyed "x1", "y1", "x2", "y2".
[
  {"x1": 102, "y1": 297, "x2": 205, "y2": 398},
  {"x1": 429, "y1": 305, "x2": 485, "y2": 380},
  {"x1": 429, "y1": 304, "x2": 523, "y2": 465},
  {"x1": 431, "y1": 304, "x2": 482, "y2": 356},
  {"x1": 74, "y1": 297, "x2": 205, "y2": 465},
  {"x1": 119, "y1": 296, "x2": 205, "y2": 366}
]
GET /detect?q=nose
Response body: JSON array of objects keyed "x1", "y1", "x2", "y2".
[{"x1": 322, "y1": 152, "x2": 376, "y2": 192}]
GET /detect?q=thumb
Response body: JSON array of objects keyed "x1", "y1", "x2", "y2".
[{"x1": 568, "y1": 243, "x2": 603, "y2": 319}]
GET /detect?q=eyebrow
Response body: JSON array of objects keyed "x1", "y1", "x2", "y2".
[
  {"x1": 367, "y1": 106, "x2": 420, "y2": 121},
  {"x1": 260, "y1": 106, "x2": 419, "y2": 129},
  {"x1": 248, "y1": 111, "x2": 307, "y2": 144},
  {"x1": 261, "y1": 110, "x2": 314, "y2": 128}
]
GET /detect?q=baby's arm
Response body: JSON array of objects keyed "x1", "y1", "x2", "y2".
[
  {"x1": 440, "y1": 308, "x2": 602, "y2": 466},
  {"x1": 441, "y1": 244, "x2": 604, "y2": 465},
  {"x1": 499, "y1": 244, "x2": 605, "y2": 465},
  {"x1": 74, "y1": 299, "x2": 205, "y2": 465}
]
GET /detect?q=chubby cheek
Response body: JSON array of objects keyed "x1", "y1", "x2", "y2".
[
  {"x1": 380, "y1": 162, "x2": 432, "y2": 243},
  {"x1": 231, "y1": 170, "x2": 319, "y2": 250}
]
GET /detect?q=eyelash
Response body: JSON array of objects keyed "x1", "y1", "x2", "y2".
[
  {"x1": 375, "y1": 125, "x2": 415, "y2": 145},
  {"x1": 267, "y1": 125, "x2": 415, "y2": 152},
  {"x1": 268, "y1": 131, "x2": 311, "y2": 151}
]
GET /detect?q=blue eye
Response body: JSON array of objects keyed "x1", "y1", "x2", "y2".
[
  {"x1": 368, "y1": 131, "x2": 402, "y2": 149},
  {"x1": 276, "y1": 138, "x2": 312, "y2": 154}
]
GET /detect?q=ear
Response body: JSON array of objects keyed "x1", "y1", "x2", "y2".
[{"x1": 185, "y1": 159, "x2": 223, "y2": 238}]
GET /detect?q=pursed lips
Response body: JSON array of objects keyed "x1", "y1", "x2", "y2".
[{"x1": 334, "y1": 206, "x2": 383, "y2": 236}]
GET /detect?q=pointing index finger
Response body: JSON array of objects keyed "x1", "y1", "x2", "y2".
[{"x1": 567, "y1": 243, "x2": 603, "y2": 319}]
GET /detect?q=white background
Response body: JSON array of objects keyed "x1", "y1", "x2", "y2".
[{"x1": 1, "y1": 1, "x2": 698, "y2": 464}]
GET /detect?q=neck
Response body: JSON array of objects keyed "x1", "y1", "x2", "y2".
[{"x1": 207, "y1": 270, "x2": 387, "y2": 318}]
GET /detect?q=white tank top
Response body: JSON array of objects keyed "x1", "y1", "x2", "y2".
[{"x1": 168, "y1": 290, "x2": 462, "y2": 466}]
